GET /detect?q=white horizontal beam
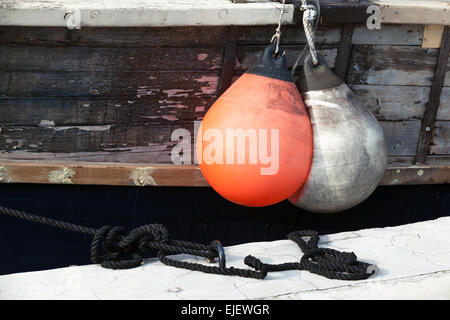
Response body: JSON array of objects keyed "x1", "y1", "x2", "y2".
[
  {"x1": 0, "y1": 0, "x2": 294, "y2": 27},
  {"x1": 1, "y1": 1, "x2": 448, "y2": 28},
  {"x1": 375, "y1": 1, "x2": 450, "y2": 25}
]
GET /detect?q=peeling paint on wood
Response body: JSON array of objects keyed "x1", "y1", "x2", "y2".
[
  {"x1": 47, "y1": 166, "x2": 75, "y2": 184},
  {"x1": 53, "y1": 125, "x2": 111, "y2": 132},
  {"x1": 1, "y1": 71, "x2": 220, "y2": 98},
  {"x1": 130, "y1": 168, "x2": 157, "y2": 186},
  {"x1": 0, "y1": 23, "x2": 449, "y2": 185},
  {"x1": 0, "y1": 165, "x2": 11, "y2": 183},
  {"x1": 38, "y1": 120, "x2": 55, "y2": 127},
  {"x1": 0, "y1": 97, "x2": 214, "y2": 126}
]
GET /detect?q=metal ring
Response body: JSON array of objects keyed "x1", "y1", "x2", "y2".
[{"x1": 210, "y1": 240, "x2": 226, "y2": 269}]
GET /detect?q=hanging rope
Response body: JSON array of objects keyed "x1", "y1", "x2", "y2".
[
  {"x1": 0, "y1": 204, "x2": 377, "y2": 280},
  {"x1": 271, "y1": 0, "x2": 286, "y2": 56},
  {"x1": 292, "y1": 0, "x2": 321, "y2": 74}
]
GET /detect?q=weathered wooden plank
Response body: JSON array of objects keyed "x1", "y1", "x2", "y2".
[
  {"x1": 437, "y1": 87, "x2": 450, "y2": 120},
  {"x1": 0, "y1": 0, "x2": 295, "y2": 27},
  {"x1": 416, "y1": 26, "x2": 450, "y2": 163},
  {"x1": 0, "y1": 97, "x2": 213, "y2": 126},
  {"x1": 0, "y1": 73, "x2": 9, "y2": 93},
  {"x1": 0, "y1": 24, "x2": 348, "y2": 51},
  {"x1": 0, "y1": 160, "x2": 448, "y2": 187},
  {"x1": 380, "y1": 162, "x2": 450, "y2": 186},
  {"x1": 0, "y1": 98, "x2": 114, "y2": 126},
  {"x1": 352, "y1": 24, "x2": 424, "y2": 46},
  {"x1": 217, "y1": 27, "x2": 238, "y2": 97},
  {"x1": 1, "y1": 1, "x2": 447, "y2": 27},
  {"x1": 0, "y1": 117, "x2": 201, "y2": 163},
  {"x1": 376, "y1": 0, "x2": 450, "y2": 25},
  {"x1": 0, "y1": 124, "x2": 180, "y2": 154},
  {"x1": 351, "y1": 85, "x2": 429, "y2": 121},
  {"x1": 347, "y1": 45, "x2": 438, "y2": 86},
  {"x1": 0, "y1": 161, "x2": 207, "y2": 186},
  {"x1": 0, "y1": 46, "x2": 223, "y2": 72},
  {"x1": 380, "y1": 121, "x2": 422, "y2": 156},
  {"x1": 430, "y1": 121, "x2": 450, "y2": 155},
  {"x1": 443, "y1": 58, "x2": 450, "y2": 87},
  {"x1": 0, "y1": 119, "x2": 421, "y2": 159},
  {"x1": 235, "y1": 46, "x2": 338, "y2": 71},
  {"x1": 387, "y1": 155, "x2": 450, "y2": 167},
  {"x1": 237, "y1": 25, "x2": 342, "y2": 45},
  {"x1": 1, "y1": 71, "x2": 220, "y2": 98},
  {"x1": 335, "y1": 24, "x2": 354, "y2": 81},
  {"x1": 0, "y1": 147, "x2": 174, "y2": 163},
  {"x1": 0, "y1": 26, "x2": 228, "y2": 47},
  {"x1": 422, "y1": 25, "x2": 445, "y2": 49}
]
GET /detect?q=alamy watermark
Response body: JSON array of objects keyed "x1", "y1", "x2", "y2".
[
  {"x1": 366, "y1": 4, "x2": 381, "y2": 30},
  {"x1": 171, "y1": 121, "x2": 280, "y2": 176},
  {"x1": 64, "y1": 9, "x2": 81, "y2": 30}
]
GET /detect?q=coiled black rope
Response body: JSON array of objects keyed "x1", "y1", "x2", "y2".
[
  {"x1": 0, "y1": 205, "x2": 377, "y2": 280},
  {"x1": 0, "y1": 205, "x2": 266, "y2": 279},
  {"x1": 245, "y1": 230, "x2": 378, "y2": 280}
]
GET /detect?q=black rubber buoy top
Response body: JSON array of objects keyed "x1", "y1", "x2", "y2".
[
  {"x1": 296, "y1": 53, "x2": 343, "y2": 91},
  {"x1": 246, "y1": 43, "x2": 294, "y2": 82}
]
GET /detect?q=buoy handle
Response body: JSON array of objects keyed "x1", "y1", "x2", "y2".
[
  {"x1": 296, "y1": 54, "x2": 343, "y2": 91},
  {"x1": 246, "y1": 43, "x2": 294, "y2": 82}
]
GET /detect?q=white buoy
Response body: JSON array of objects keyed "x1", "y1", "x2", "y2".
[{"x1": 289, "y1": 54, "x2": 387, "y2": 213}]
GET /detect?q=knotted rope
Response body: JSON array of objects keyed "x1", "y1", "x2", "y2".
[
  {"x1": 245, "y1": 230, "x2": 378, "y2": 280},
  {"x1": 0, "y1": 205, "x2": 377, "y2": 280},
  {"x1": 292, "y1": 0, "x2": 321, "y2": 74},
  {"x1": 271, "y1": 0, "x2": 286, "y2": 56}
]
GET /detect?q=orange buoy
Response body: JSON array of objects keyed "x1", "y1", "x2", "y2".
[{"x1": 196, "y1": 44, "x2": 313, "y2": 207}]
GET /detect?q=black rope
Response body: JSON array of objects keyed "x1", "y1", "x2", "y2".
[
  {"x1": 244, "y1": 230, "x2": 378, "y2": 280},
  {"x1": 0, "y1": 205, "x2": 377, "y2": 281},
  {"x1": 0, "y1": 205, "x2": 266, "y2": 278}
]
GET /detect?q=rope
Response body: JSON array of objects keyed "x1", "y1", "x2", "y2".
[
  {"x1": 292, "y1": 0, "x2": 321, "y2": 74},
  {"x1": 245, "y1": 230, "x2": 378, "y2": 281},
  {"x1": 0, "y1": 205, "x2": 377, "y2": 281},
  {"x1": 0, "y1": 205, "x2": 266, "y2": 278},
  {"x1": 271, "y1": 0, "x2": 286, "y2": 56}
]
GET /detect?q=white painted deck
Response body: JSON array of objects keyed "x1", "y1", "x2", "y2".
[{"x1": 0, "y1": 217, "x2": 449, "y2": 299}]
